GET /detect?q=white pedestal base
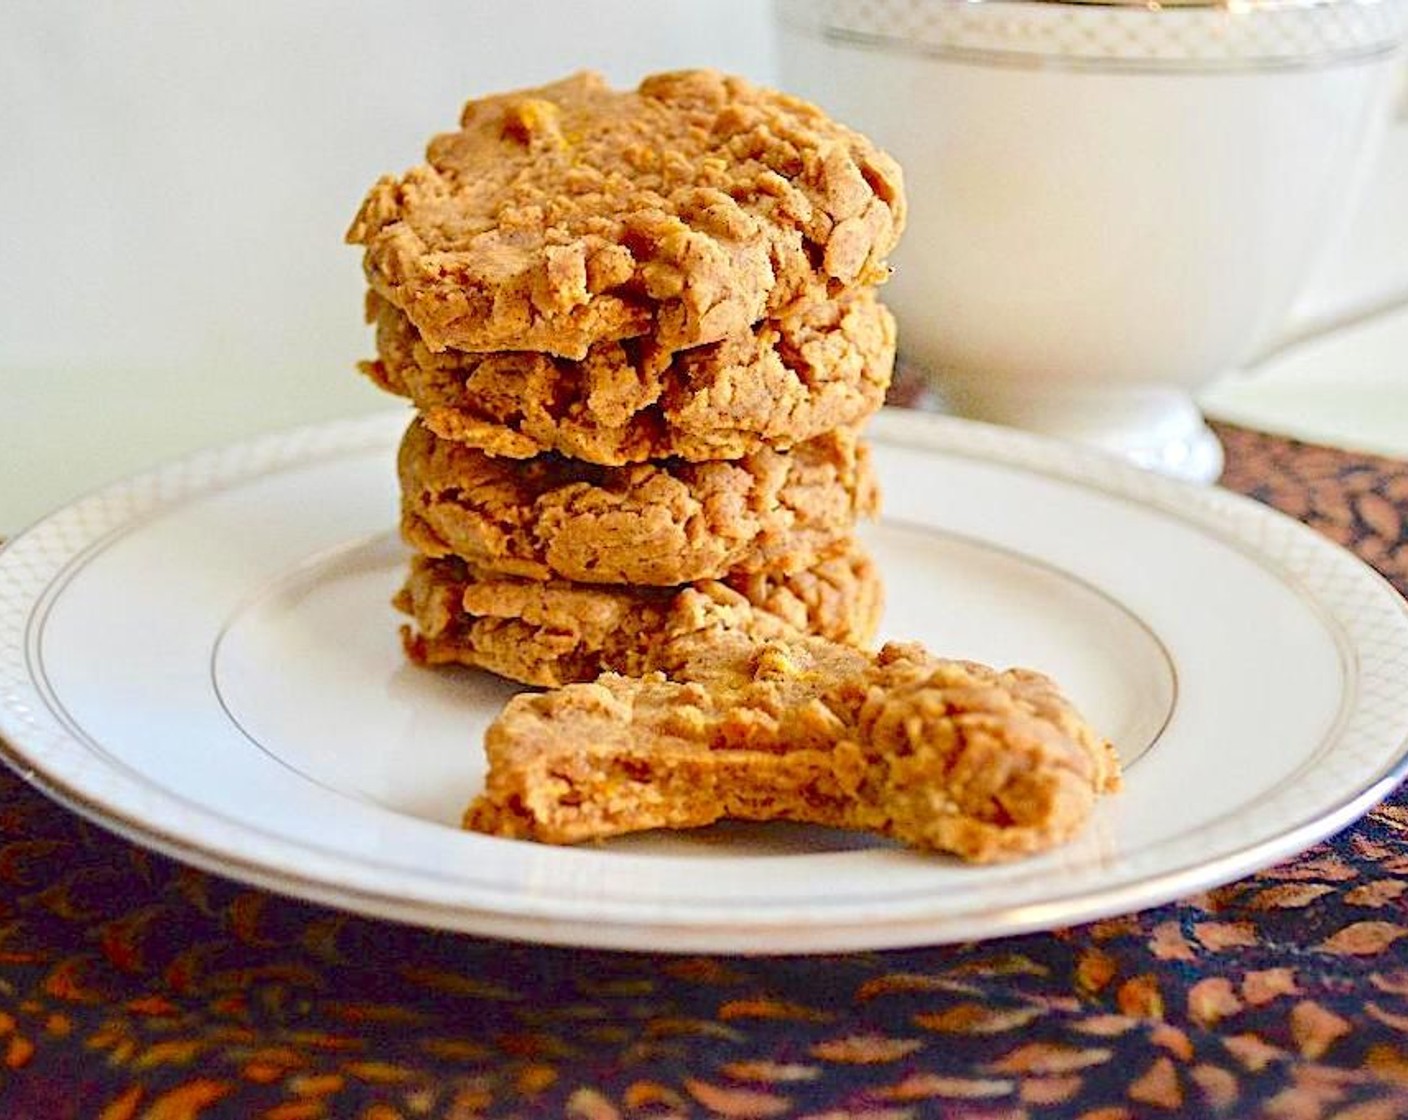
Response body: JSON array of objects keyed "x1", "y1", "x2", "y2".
[{"x1": 939, "y1": 381, "x2": 1226, "y2": 484}]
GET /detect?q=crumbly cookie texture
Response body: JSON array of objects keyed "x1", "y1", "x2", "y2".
[
  {"x1": 360, "y1": 289, "x2": 895, "y2": 464},
  {"x1": 465, "y1": 628, "x2": 1121, "y2": 862},
  {"x1": 347, "y1": 69, "x2": 905, "y2": 360},
  {"x1": 398, "y1": 420, "x2": 878, "y2": 586},
  {"x1": 395, "y1": 543, "x2": 883, "y2": 687}
]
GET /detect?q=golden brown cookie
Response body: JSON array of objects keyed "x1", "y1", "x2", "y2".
[
  {"x1": 361, "y1": 289, "x2": 895, "y2": 464},
  {"x1": 397, "y1": 420, "x2": 878, "y2": 586},
  {"x1": 395, "y1": 543, "x2": 883, "y2": 687},
  {"x1": 464, "y1": 630, "x2": 1119, "y2": 862},
  {"x1": 347, "y1": 70, "x2": 905, "y2": 360}
]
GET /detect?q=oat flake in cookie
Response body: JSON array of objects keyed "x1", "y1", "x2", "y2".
[{"x1": 347, "y1": 70, "x2": 905, "y2": 360}]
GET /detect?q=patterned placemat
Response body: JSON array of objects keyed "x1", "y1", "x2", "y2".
[{"x1": 0, "y1": 420, "x2": 1405, "y2": 1119}]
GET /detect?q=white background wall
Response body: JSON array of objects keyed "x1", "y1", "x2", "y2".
[
  {"x1": 3, "y1": 2, "x2": 1406, "y2": 530},
  {"x1": 0, "y1": 2, "x2": 778, "y2": 527}
]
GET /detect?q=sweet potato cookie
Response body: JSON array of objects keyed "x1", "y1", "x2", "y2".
[
  {"x1": 361, "y1": 288, "x2": 895, "y2": 464},
  {"x1": 347, "y1": 70, "x2": 905, "y2": 360},
  {"x1": 465, "y1": 629, "x2": 1120, "y2": 862},
  {"x1": 396, "y1": 543, "x2": 882, "y2": 687},
  {"x1": 398, "y1": 420, "x2": 878, "y2": 586}
]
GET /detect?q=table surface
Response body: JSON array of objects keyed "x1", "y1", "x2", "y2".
[{"x1": 1, "y1": 408, "x2": 1407, "y2": 1118}]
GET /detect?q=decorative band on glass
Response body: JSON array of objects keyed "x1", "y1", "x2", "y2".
[{"x1": 776, "y1": 0, "x2": 1408, "y2": 72}]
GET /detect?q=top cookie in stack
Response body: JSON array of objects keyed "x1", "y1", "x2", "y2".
[{"x1": 348, "y1": 69, "x2": 906, "y2": 686}]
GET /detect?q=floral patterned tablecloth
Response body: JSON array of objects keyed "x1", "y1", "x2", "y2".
[{"x1": 0, "y1": 418, "x2": 1406, "y2": 1120}]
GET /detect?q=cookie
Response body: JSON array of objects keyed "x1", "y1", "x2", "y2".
[
  {"x1": 464, "y1": 630, "x2": 1119, "y2": 862},
  {"x1": 395, "y1": 542, "x2": 883, "y2": 687},
  {"x1": 360, "y1": 288, "x2": 895, "y2": 464},
  {"x1": 397, "y1": 420, "x2": 878, "y2": 586},
  {"x1": 347, "y1": 70, "x2": 905, "y2": 360}
]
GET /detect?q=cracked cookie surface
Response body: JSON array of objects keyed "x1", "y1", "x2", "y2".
[
  {"x1": 398, "y1": 420, "x2": 878, "y2": 586},
  {"x1": 465, "y1": 628, "x2": 1120, "y2": 862},
  {"x1": 347, "y1": 69, "x2": 905, "y2": 359},
  {"x1": 396, "y1": 543, "x2": 882, "y2": 687},
  {"x1": 361, "y1": 289, "x2": 895, "y2": 464}
]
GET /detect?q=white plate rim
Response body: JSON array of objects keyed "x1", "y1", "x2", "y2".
[{"x1": 2, "y1": 408, "x2": 1407, "y2": 953}]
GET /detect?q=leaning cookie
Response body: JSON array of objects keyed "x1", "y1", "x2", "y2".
[
  {"x1": 465, "y1": 628, "x2": 1120, "y2": 862},
  {"x1": 361, "y1": 289, "x2": 895, "y2": 464},
  {"x1": 395, "y1": 544, "x2": 883, "y2": 687},
  {"x1": 347, "y1": 69, "x2": 905, "y2": 360},
  {"x1": 398, "y1": 420, "x2": 878, "y2": 586}
]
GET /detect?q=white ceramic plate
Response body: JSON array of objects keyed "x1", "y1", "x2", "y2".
[{"x1": 2, "y1": 408, "x2": 1407, "y2": 954}]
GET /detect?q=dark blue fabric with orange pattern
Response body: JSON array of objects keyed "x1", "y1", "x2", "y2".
[{"x1": 0, "y1": 420, "x2": 1406, "y2": 1119}]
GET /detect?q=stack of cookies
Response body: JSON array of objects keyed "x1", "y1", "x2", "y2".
[{"x1": 347, "y1": 70, "x2": 906, "y2": 687}]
